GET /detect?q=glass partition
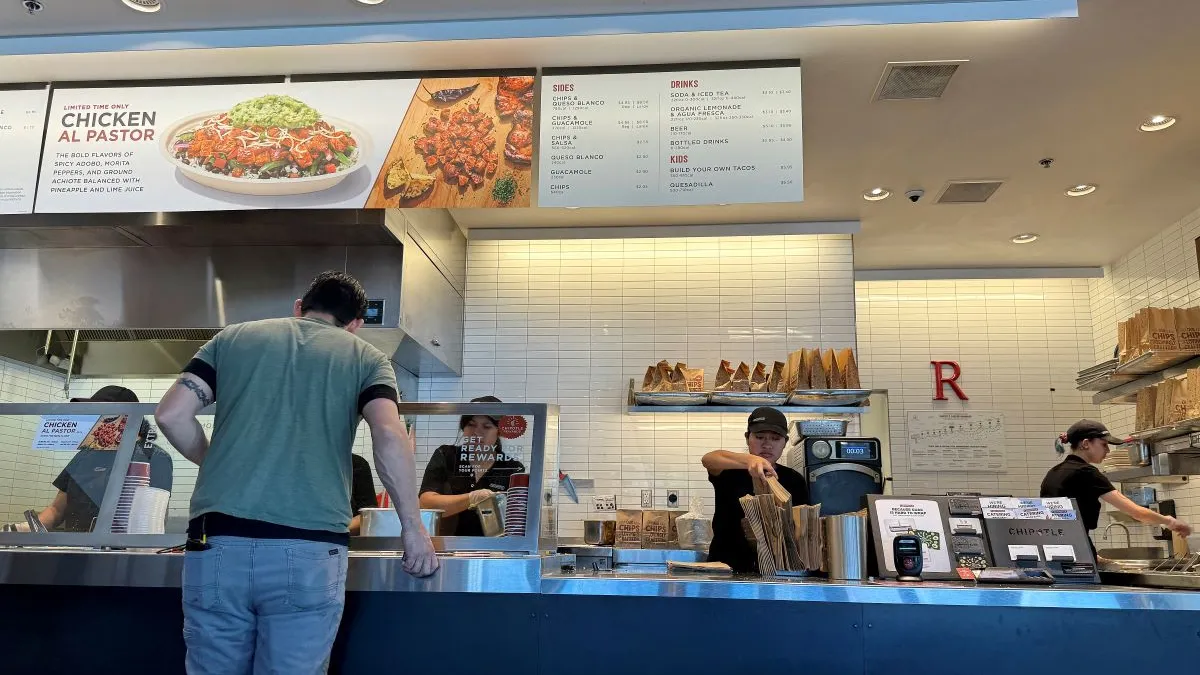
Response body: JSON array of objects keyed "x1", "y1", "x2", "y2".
[{"x1": 0, "y1": 401, "x2": 558, "y2": 553}]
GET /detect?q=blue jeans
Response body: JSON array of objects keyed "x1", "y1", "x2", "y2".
[{"x1": 181, "y1": 536, "x2": 348, "y2": 675}]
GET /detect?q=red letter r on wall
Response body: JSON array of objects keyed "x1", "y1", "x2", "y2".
[{"x1": 931, "y1": 361, "x2": 968, "y2": 401}]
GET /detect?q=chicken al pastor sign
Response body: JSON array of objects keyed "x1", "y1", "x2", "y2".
[{"x1": 34, "y1": 75, "x2": 535, "y2": 213}]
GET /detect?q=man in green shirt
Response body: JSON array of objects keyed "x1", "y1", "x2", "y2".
[{"x1": 156, "y1": 271, "x2": 437, "y2": 675}]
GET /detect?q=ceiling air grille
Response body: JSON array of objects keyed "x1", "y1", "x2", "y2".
[
  {"x1": 874, "y1": 61, "x2": 964, "y2": 101},
  {"x1": 936, "y1": 180, "x2": 1004, "y2": 204},
  {"x1": 74, "y1": 328, "x2": 222, "y2": 342}
]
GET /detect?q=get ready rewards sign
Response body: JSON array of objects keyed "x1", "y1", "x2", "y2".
[{"x1": 34, "y1": 76, "x2": 536, "y2": 213}]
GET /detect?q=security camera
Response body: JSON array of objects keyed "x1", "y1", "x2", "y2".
[
  {"x1": 905, "y1": 189, "x2": 925, "y2": 203},
  {"x1": 23, "y1": 0, "x2": 44, "y2": 14}
]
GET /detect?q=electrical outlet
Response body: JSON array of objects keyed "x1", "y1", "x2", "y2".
[
  {"x1": 640, "y1": 489, "x2": 653, "y2": 508},
  {"x1": 592, "y1": 495, "x2": 616, "y2": 512},
  {"x1": 666, "y1": 489, "x2": 681, "y2": 509}
]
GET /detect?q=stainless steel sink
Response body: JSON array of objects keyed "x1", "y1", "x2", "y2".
[{"x1": 1096, "y1": 546, "x2": 1168, "y2": 560}]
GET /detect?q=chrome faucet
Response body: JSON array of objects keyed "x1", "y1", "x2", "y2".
[{"x1": 1103, "y1": 521, "x2": 1131, "y2": 548}]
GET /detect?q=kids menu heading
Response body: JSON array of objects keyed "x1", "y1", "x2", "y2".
[{"x1": 538, "y1": 66, "x2": 804, "y2": 207}]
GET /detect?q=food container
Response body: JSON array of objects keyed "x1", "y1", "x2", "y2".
[
  {"x1": 788, "y1": 389, "x2": 871, "y2": 407},
  {"x1": 474, "y1": 494, "x2": 505, "y2": 537},
  {"x1": 709, "y1": 391, "x2": 789, "y2": 406},
  {"x1": 583, "y1": 520, "x2": 616, "y2": 545},
  {"x1": 796, "y1": 419, "x2": 850, "y2": 437},
  {"x1": 634, "y1": 391, "x2": 710, "y2": 406},
  {"x1": 358, "y1": 508, "x2": 442, "y2": 538},
  {"x1": 824, "y1": 513, "x2": 867, "y2": 580}
]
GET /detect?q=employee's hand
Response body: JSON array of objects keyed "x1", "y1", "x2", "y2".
[
  {"x1": 1165, "y1": 517, "x2": 1193, "y2": 537},
  {"x1": 746, "y1": 455, "x2": 777, "y2": 481},
  {"x1": 401, "y1": 526, "x2": 440, "y2": 578},
  {"x1": 468, "y1": 489, "x2": 494, "y2": 508}
]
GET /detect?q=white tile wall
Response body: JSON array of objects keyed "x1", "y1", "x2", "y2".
[
  {"x1": 418, "y1": 234, "x2": 857, "y2": 538},
  {"x1": 1089, "y1": 203, "x2": 1200, "y2": 547},
  {"x1": 856, "y1": 279, "x2": 1098, "y2": 498},
  {"x1": 0, "y1": 358, "x2": 68, "y2": 524}
]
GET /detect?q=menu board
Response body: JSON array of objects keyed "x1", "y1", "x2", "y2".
[
  {"x1": 907, "y1": 410, "x2": 1008, "y2": 472},
  {"x1": 539, "y1": 66, "x2": 802, "y2": 207},
  {"x1": 0, "y1": 87, "x2": 49, "y2": 214},
  {"x1": 35, "y1": 76, "x2": 534, "y2": 213}
]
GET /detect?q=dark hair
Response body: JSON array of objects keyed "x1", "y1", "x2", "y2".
[{"x1": 300, "y1": 271, "x2": 368, "y2": 327}]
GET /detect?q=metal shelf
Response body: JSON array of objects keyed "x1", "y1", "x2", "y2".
[
  {"x1": 1088, "y1": 354, "x2": 1200, "y2": 405},
  {"x1": 1128, "y1": 418, "x2": 1200, "y2": 443},
  {"x1": 627, "y1": 405, "x2": 867, "y2": 415},
  {"x1": 1103, "y1": 467, "x2": 1191, "y2": 485}
]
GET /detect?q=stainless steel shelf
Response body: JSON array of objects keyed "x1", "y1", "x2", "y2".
[
  {"x1": 1128, "y1": 417, "x2": 1200, "y2": 443},
  {"x1": 1103, "y1": 467, "x2": 1190, "y2": 485},
  {"x1": 627, "y1": 405, "x2": 867, "y2": 415},
  {"x1": 1089, "y1": 354, "x2": 1200, "y2": 405}
]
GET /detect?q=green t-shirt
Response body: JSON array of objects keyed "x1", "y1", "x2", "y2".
[{"x1": 188, "y1": 316, "x2": 397, "y2": 533}]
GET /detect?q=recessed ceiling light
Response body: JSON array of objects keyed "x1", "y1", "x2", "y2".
[
  {"x1": 1140, "y1": 114, "x2": 1176, "y2": 132},
  {"x1": 863, "y1": 187, "x2": 891, "y2": 201},
  {"x1": 121, "y1": 0, "x2": 162, "y2": 12},
  {"x1": 1065, "y1": 184, "x2": 1097, "y2": 197},
  {"x1": 564, "y1": 206, "x2": 580, "y2": 210},
  {"x1": 1011, "y1": 233, "x2": 1039, "y2": 244},
  {"x1": 353, "y1": 0, "x2": 389, "y2": 4}
]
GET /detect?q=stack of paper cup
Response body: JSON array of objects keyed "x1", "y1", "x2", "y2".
[
  {"x1": 127, "y1": 487, "x2": 171, "y2": 535},
  {"x1": 504, "y1": 473, "x2": 530, "y2": 537},
  {"x1": 112, "y1": 462, "x2": 150, "y2": 534}
]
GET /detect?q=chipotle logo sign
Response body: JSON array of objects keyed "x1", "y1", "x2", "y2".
[{"x1": 497, "y1": 415, "x2": 528, "y2": 439}]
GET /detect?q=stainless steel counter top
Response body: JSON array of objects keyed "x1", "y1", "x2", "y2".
[
  {"x1": 3, "y1": 548, "x2": 1198, "y2": 611},
  {"x1": 0, "y1": 549, "x2": 554, "y2": 594},
  {"x1": 540, "y1": 570, "x2": 1200, "y2": 611}
]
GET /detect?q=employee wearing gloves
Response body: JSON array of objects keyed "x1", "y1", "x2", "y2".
[
  {"x1": 1041, "y1": 420, "x2": 1193, "y2": 549},
  {"x1": 419, "y1": 396, "x2": 525, "y2": 536},
  {"x1": 702, "y1": 407, "x2": 809, "y2": 573}
]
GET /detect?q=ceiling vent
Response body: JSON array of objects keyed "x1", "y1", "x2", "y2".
[
  {"x1": 936, "y1": 180, "x2": 1003, "y2": 204},
  {"x1": 873, "y1": 61, "x2": 965, "y2": 101}
]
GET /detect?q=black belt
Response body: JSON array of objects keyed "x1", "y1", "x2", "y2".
[{"x1": 188, "y1": 512, "x2": 349, "y2": 547}]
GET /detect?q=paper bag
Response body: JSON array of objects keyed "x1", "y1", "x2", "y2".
[
  {"x1": 641, "y1": 365, "x2": 659, "y2": 392},
  {"x1": 767, "y1": 361, "x2": 786, "y2": 393},
  {"x1": 678, "y1": 364, "x2": 706, "y2": 392},
  {"x1": 1132, "y1": 308, "x2": 1151, "y2": 359},
  {"x1": 1167, "y1": 377, "x2": 1189, "y2": 424},
  {"x1": 1176, "y1": 307, "x2": 1200, "y2": 352},
  {"x1": 715, "y1": 360, "x2": 735, "y2": 392},
  {"x1": 1152, "y1": 381, "x2": 1171, "y2": 422},
  {"x1": 731, "y1": 362, "x2": 752, "y2": 392},
  {"x1": 835, "y1": 349, "x2": 861, "y2": 389},
  {"x1": 1147, "y1": 308, "x2": 1180, "y2": 352},
  {"x1": 784, "y1": 350, "x2": 804, "y2": 392},
  {"x1": 615, "y1": 509, "x2": 643, "y2": 548},
  {"x1": 1135, "y1": 386, "x2": 1157, "y2": 432},
  {"x1": 824, "y1": 349, "x2": 845, "y2": 389},
  {"x1": 666, "y1": 363, "x2": 689, "y2": 392},
  {"x1": 750, "y1": 362, "x2": 770, "y2": 392},
  {"x1": 1117, "y1": 319, "x2": 1130, "y2": 363},
  {"x1": 806, "y1": 348, "x2": 828, "y2": 389}
]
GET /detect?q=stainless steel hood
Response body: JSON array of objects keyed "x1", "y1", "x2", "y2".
[{"x1": 0, "y1": 209, "x2": 464, "y2": 382}]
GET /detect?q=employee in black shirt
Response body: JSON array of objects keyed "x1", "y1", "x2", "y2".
[
  {"x1": 419, "y1": 396, "x2": 525, "y2": 536},
  {"x1": 37, "y1": 386, "x2": 173, "y2": 532},
  {"x1": 349, "y1": 454, "x2": 380, "y2": 535},
  {"x1": 703, "y1": 407, "x2": 809, "y2": 574},
  {"x1": 1040, "y1": 419, "x2": 1192, "y2": 543}
]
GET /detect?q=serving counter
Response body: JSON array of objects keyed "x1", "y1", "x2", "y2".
[{"x1": 1, "y1": 547, "x2": 1197, "y2": 675}]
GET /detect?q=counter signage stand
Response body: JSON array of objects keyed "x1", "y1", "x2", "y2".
[
  {"x1": 866, "y1": 494, "x2": 959, "y2": 580},
  {"x1": 978, "y1": 497, "x2": 1100, "y2": 584}
]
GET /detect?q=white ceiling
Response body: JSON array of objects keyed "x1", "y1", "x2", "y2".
[
  {"x1": 0, "y1": 1, "x2": 1011, "y2": 37},
  {"x1": 0, "y1": 0, "x2": 1197, "y2": 270}
]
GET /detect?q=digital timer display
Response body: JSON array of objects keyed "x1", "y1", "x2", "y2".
[{"x1": 838, "y1": 441, "x2": 874, "y2": 459}]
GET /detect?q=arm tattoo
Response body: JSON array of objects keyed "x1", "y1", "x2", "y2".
[{"x1": 179, "y1": 377, "x2": 213, "y2": 407}]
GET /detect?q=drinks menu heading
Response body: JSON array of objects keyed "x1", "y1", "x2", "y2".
[
  {"x1": 0, "y1": 88, "x2": 50, "y2": 215},
  {"x1": 538, "y1": 66, "x2": 803, "y2": 208}
]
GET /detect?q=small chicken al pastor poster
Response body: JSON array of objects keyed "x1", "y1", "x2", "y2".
[{"x1": 33, "y1": 74, "x2": 535, "y2": 213}]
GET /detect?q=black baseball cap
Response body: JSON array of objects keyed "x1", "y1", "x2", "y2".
[
  {"x1": 460, "y1": 395, "x2": 502, "y2": 430},
  {"x1": 71, "y1": 385, "x2": 139, "y2": 403},
  {"x1": 747, "y1": 407, "x2": 788, "y2": 437},
  {"x1": 1066, "y1": 419, "x2": 1125, "y2": 446}
]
